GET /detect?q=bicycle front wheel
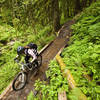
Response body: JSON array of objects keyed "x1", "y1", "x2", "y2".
[{"x1": 12, "y1": 72, "x2": 27, "y2": 91}]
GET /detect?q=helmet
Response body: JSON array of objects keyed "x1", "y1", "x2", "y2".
[{"x1": 17, "y1": 46, "x2": 24, "y2": 55}]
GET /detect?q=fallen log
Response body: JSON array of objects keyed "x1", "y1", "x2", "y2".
[
  {"x1": 58, "y1": 91, "x2": 67, "y2": 100},
  {"x1": 56, "y1": 54, "x2": 87, "y2": 100}
]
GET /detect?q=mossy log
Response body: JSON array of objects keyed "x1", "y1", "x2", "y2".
[{"x1": 56, "y1": 54, "x2": 87, "y2": 100}]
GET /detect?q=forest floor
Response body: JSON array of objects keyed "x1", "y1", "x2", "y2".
[{"x1": 0, "y1": 19, "x2": 75, "y2": 100}]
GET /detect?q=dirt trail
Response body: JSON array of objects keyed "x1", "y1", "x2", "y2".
[{"x1": 0, "y1": 20, "x2": 75, "y2": 100}]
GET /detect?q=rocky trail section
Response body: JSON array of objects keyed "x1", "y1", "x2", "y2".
[{"x1": 0, "y1": 19, "x2": 75, "y2": 100}]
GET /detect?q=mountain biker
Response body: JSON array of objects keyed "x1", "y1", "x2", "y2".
[{"x1": 14, "y1": 43, "x2": 38, "y2": 68}]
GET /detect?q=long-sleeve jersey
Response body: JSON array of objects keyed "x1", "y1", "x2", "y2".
[
  {"x1": 16, "y1": 48, "x2": 37, "y2": 63},
  {"x1": 26, "y1": 49, "x2": 37, "y2": 63}
]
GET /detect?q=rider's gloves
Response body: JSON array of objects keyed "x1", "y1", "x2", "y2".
[{"x1": 14, "y1": 57, "x2": 19, "y2": 63}]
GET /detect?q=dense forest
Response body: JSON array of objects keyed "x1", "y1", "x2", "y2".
[
  {"x1": 0, "y1": 0, "x2": 100, "y2": 100},
  {"x1": 0, "y1": 0, "x2": 97, "y2": 32}
]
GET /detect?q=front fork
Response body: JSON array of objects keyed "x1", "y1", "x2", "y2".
[{"x1": 22, "y1": 72, "x2": 25, "y2": 83}]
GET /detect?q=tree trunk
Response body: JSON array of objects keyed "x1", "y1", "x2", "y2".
[
  {"x1": 94, "y1": 0, "x2": 96, "y2": 2},
  {"x1": 89, "y1": 0, "x2": 93, "y2": 6},
  {"x1": 74, "y1": 0, "x2": 81, "y2": 15},
  {"x1": 53, "y1": 0, "x2": 60, "y2": 33},
  {"x1": 82, "y1": 0, "x2": 87, "y2": 8},
  {"x1": 66, "y1": 0, "x2": 70, "y2": 17}
]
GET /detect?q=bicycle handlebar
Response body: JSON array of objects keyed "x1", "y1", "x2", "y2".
[{"x1": 14, "y1": 58, "x2": 27, "y2": 67}]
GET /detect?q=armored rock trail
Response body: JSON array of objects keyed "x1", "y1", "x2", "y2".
[{"x1": 0, "y1": 20, "x2": 75, "y2": 100}]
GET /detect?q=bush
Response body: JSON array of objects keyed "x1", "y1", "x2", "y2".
[
  {"x1": 0, "y1": 24, "x2": 55, "y2": 94},
  {"x1": 61, "y1": 1, "x2": 100, "y2": 100}
]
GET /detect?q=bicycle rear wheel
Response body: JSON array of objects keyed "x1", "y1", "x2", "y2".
[{"x1": 37, "y1": 54, "x2": 42, "y2": 67}]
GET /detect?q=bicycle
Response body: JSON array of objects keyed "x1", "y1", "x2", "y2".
[{"x1": 12, "y1": 54, "x2": 42, "y2": 91}]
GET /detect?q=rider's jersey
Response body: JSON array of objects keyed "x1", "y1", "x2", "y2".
[
  {"x1": 16, "y1": 43, "x2": 38, "y2": 63},
  {"x1": 26, "y1": 49, "x2": 37, "y2": 60}
]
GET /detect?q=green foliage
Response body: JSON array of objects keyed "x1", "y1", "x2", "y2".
[
  {"x1": 30, "y1": 60, "x2": 69, "y2": 100},
  {"x1": 0, "y1": 25, "x2": 16, "y2": 42},
  {"x1": 27, "y1": 1, "x2": 100, "y2": 100},
  {"x1": 0, "y1": 0, "x2": 94, "y2": 31},
  {"x1": 32, "y1": 25, "x2": 55, "y2": 49},
  {"x1": 27, "y1": 91, "x2": 34, "y2": 100},
  {"x1": 61, "y1": 1, "x2": 100, "y2": 100},
  {"x1": 0, "y1": 24, "x2": 55, "y2": 94}
]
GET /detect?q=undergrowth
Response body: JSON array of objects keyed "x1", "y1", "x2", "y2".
[
  {"x1": 27, "y1": 60, "x2": 69, "y2": 100},
  {"x1": 61, "y1": 1, "x2": 100, "y2": 100},
  {"x1": 0, "y1": 24, "x2": 55, "y2": 94},
  {"x1": 27, "y1": 1, "x2": 100, "y2": 100}
]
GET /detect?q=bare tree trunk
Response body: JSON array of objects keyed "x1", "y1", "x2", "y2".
[
  {"x1": 82, "y1": 0, "x2": 87, "y2": 8},
  {"x1": 67, "y1": 7, "x2": 70, "y2": 17},
  {"x1": 94, "y1": 0, "x2": 96, "y2": 2},
  {"x1": 53, "y1": 0, "x2": 60, "y2": 33},
  {"x1": 66, "y1": 0, "x2": 70, "y2": 17},
  {"x1": 89, "y1": 0, "x2": 93, "y2": 6},
  {"x1": 74, "y1": 0, "x2": 81, "y2": 15}
]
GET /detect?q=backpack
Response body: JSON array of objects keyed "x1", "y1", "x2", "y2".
[{"x1": 27, "y1": 43, "x2": 37, "y2": 50}]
